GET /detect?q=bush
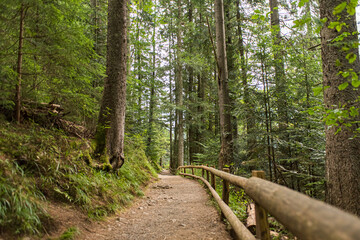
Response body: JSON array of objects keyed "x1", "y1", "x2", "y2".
[{"x1": 0, "y1": 160, "x2": 47, "y2": 234}]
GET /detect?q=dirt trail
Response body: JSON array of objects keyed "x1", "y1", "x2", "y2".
[{"x1": 81, "y1": 170, "x2": 233, "y2": 240}]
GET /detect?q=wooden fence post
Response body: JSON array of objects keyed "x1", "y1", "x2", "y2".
[
  {"x1": 206, "y1": 165, "x2": 210, "y2": 183},
  {"x1": 184, "y1": 167, "x2": 186, "y2": 174},
  {"x1": 192, "y1": 167, "x2": 194, "y2": 175},
  {"x1": 211, "y1": 168, "x2": 216, "y2": 190},
  {"x1": 221, "y1": 168, "x2": 230, "y2": 219},
  {"x1": 252, "y1": 170, "x2": 270, "y2": 240},
  {"x1": 202, "y1": 168, "x2": 205, "y2": 178}
]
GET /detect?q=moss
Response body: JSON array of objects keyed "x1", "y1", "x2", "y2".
[
  {"x1": 101, "y1": 163, "x2": 112, "y2": 171},
  {"x1": 94, "y1": 124, "x2": 107, "y2": 155},
  {"x1": 0, "y1": 118, "x2": 157, "y2": 237},
  {"x1": 80, "y1": 150, "x2": 93, "y2": 166},
  {"x1": 99, "y1": 150, "x2": 110, "y2": 164}
]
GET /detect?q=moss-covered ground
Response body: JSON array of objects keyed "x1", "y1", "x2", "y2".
[{"x1": 0, "y1": 117, "x2": 158, "y2": 238}]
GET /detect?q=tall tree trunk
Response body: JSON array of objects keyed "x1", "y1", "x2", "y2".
[
  {"x1": 187, "y1": 0, "x2": 196, "y2": 165},
  {"x1": 261, "y1": 55, "x2": 273, "y2": 182},
  {"x1": 14, "y1": 4, "x2": 26, "y2": 124},
  {"x1": 169, "y1": 17, "x2": 174, "y2": 171},
  {"x1": 269, "y1": 0, "x2": 289, "y2": 160},
  {"x1": 91, "y1": 0, "x2": 99, "y2": 87},
  {"x1": 224, "y1": 0, "x2": 239, "y2": 161},
  {"x1": 195, "y1": 72, "x2": 204, "y2": 155},
  {"x1": 95, "y1": 0, "x2": 127, "y2": 170},
  {"x1": 320, "y1": 0, "x2": 360, "y2": 216},
  {"x1": 215, "y1": 0, "x2": 233, "y2": 169},
  {"x1": 147, "y1": 8, "x2": 156, "y2": 161},
  {"x1": 236, "y1": 0, "x2": 256, "y2": 161},
  {"x1": 135, "y1": 5, "x2": 143, "y2": 125},
  {"x1": 172, "y1": 0, "x2": 184, "y2": 172}
]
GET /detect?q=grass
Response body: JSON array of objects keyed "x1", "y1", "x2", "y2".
[
  {"x1": 56, "y1": 227, "x2": 79, "y2": 240},
  {"x1": 0, "y1": 159, "x2": 47, "y2": 235},
  {"x1": 0, "y1": 118, "x2": 158, "y2": 236}
]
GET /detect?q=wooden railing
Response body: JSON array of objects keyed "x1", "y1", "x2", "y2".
[{"x1": 178, "y1": 165, "x2": 360, "y2": 240}]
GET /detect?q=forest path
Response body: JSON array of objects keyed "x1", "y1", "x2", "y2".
[{"x1": 80, "y1": 170, "x2": 233, "y2": 240}]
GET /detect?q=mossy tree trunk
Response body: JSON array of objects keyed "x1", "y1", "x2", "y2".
[
  {"x1": 95, "y1": 0, "x2": 127, "y2": 170},
  {"x1": 215, "y1": 0, "x2": 233, "y2": 169}
]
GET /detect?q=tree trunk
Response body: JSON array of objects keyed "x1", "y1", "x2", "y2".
[
  {"x1": 95, "y1": 0, "x2": 127, "y2": 170},
  {"x1": 236, "y1": 0, "x2": 256, "y2": 161},
  {"x1": 176, "y1": 0, "x2": 184, "y2": 168},
  {"x1": 320, "y1": 0, "x2": 360, "y2": 216},
  {"x1": 269, "y1": 0, "x2": 289, "y2": 160},
  {"x1": 187, "y1": 1, "x2": 196, "y2": 165},
  {"x1": 14, "y1": 3, "x2": 26, "y2": 124},
  {"x1": 135, "y1": 5, "x2": 143, "y2": 125},
  {"x1": 224, "y1": 0, "x2": 239, "y2": 162},
  {"x1": 172, "y1": 0, "x2": 184, "y2": 173},
  {"x1": 147, "y1": 10, "x2": 156, "y2": 161},
  {"x1": 169, "y1": 17, "x2": 174, "y2": 172},
  {"x1": 215, "y1": 0, "x2": 233, "y2": 169},
  {"x1": 196, "y1": 72, "x2": 205, "y2": 156}
]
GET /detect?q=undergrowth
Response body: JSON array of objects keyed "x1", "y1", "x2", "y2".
[
  {"x1": 55, "y1": 227, "x2": 79, "y2": 240},
  {"x1": 189, "y1": 168, "x2": 295, "y2": 239},
  {"x1": 0, "y1": 118, "x2": 157, "y2": 236}
]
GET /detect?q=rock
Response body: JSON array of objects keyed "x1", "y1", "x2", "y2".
[
  {"x1": 171, "y1": 219, "x2": 177, "y2": 223},
  {"x1": 153, "y1": 184, "x2": 172, "y2": 189},
  {"x1": 139, "y1": 207, "x2": 144, "y2": 210}
]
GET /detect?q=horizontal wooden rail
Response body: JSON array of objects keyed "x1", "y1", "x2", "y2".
[
  {"x1": 178, "y1": 165, "x2": 360, "y2": 240},
  {"x1": 181, "y1": 173, "x2": 256, "y2": 240},
  {"x1": 182, "y1": 165, "x2": 247, "y2": 188}
]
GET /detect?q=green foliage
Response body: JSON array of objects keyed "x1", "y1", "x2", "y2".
[
  {"x1": 0, "y1": 118, "x2": 157, "y2": 235},
  {"x1": 0, "y1": 159, "x2": 47, "y2": 235},
  {"x1": 333, "y1": 0, "x2": 358, "y2": 16},
  {"x1": 56, "y1": 227, "x2": 79, "y2": 240},
  {"x1": 0, "y1": 0, "x2": 105, "y2": 126}
]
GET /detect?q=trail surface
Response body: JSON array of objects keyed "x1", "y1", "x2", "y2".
[{"x1": 81, "y1": 170, "x2": 233, "y2": 240}]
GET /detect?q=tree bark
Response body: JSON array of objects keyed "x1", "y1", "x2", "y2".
[
  {"x1": 171, "y1": 0, "x2": 184, "y2": 173},
  {"x1": 236, "y1": 0, "x2": 256, "y2": 161},
  {"x1": 320, "y1": 0, "x2": 360, "y2": 216},
  {"x1": 95, "y1": 0, "x2": 127, "y2": 170},
  {"x1": 224, "y1": 0, "x2": 239, "y2": 162},
  {"x1": 187, "y1": 0, "x2": 196, "y2": 165},
  {"x1": 196, "y1": 72, "x2": 205, "y2": 156},
  {"x1": 215, "y1": 0, "x2": 233, "y2": 169},
  {"x1": 147, "y1": 8, "x2": 156, "y2": 161},
  {"x1": 269, "y1": 0, "x2": 289, "y2": 159},
  {"x1": 176, "y1": 0, "x2": 184, "y2": 168},
  {"x1": 14, "y1": 4, "x2": 26, "y2": 124}
]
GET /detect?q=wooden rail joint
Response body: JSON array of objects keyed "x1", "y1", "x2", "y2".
[{"x1": 252, "y1": 171, "x2": 270, "y2": 240}]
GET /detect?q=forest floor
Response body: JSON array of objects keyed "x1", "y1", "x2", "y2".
[{"x1": 78, "y1": 170, "x2": 233, "y2": 240}]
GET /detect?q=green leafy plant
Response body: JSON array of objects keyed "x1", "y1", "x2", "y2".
[
  {"x1": 56, "y1": 227, "x2": 79, "y2": 240},
  {"x1": 0, "y1": 160, "x2": 47, "y2": 235}
]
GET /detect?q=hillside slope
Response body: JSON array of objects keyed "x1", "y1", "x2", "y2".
[{"x1": 0, "y1": 117, "x2": 158, "y2": 239}]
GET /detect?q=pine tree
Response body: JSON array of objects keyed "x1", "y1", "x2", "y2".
[
  {"x1": 95, "y1": 0, "x2": 128, "y2": 170},
  {"x1": 320, "y1": 0, "x2": 360, "y2": 216}
]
